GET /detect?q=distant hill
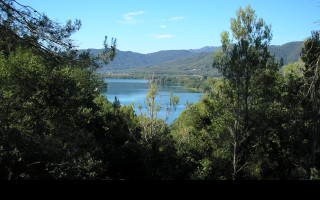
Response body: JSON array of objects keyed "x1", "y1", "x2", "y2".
[
  {"x1": 268, "y1": 41, "x2": 303, "y2": 64},
  {"x1": 80, "y1": 49, "x2": 193, "y2": 72},
  {"x1": 83, "y1": 41, "x2": 304, "y2": 76},
  {"x1": 125, "y1": 52, "x2": 220, "y2": 77},
  {"x1": 188, "y1": 46, "x2": 221, "y2": 53}
]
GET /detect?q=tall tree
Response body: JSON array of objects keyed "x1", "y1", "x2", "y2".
[
  {"x1": 213, "y1": 5, "x2": 278, "y2": 179},
  {"x1": 137, "y1": 73, "x2": 179, "y2": 143},
  {"x1": 135, "y1": 73, "x2": 180, "y2": 179},
  {"x1": 300, "y1": 31, "x2": 320, "y2": 176}
]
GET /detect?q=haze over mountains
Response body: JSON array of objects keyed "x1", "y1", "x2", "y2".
[{"x1": 83, "y1": 41, "x2": 303, "y2": 77}]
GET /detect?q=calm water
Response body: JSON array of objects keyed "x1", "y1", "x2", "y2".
[{"x1": 101, "y1": 79, "x2": 204, "y2": 124}]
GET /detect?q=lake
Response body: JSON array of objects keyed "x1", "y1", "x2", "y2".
[{"x1": 101, "y1": 79, "x2": 204, "y2": 124}]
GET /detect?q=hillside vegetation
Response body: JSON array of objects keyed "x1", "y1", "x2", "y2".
[
  {"x1": 1, "y1": 1, "x2": 319, "y2": 180},
  {"x1": 93, "y1": 41, "x2": 303, "y2": 77}
]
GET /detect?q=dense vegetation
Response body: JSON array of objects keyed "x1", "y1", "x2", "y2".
[{"x1": 0, "y1": 1, "x2": 319, "y2": 180}]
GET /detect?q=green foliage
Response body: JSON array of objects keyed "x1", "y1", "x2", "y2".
[
  {"x1": 170, "y1": 81, "x2": 233, "y2": 179},
  {"x1": 0, "y1": 0, "x2": 145, "y2": 180},
  {"x1": 136, "y1": 76, "x2": 179, "y2": 142},
  {"x1": 212, "y1": 5, "x2": 279, "y2": 180},
  {"x1": 1, "y1": 1, "x2": 320, "y2": 180},
  {"x1": 0, "y1": 0, "x2": 81, "y2": 55},
  {"x1": 299, "y1": 31, "x2": 320, "y2": 177},
  {"x1": 170, "y1": 5, "x2": 314, "y2": 180},
  {"x1": 0, "y1": 48, "x2": 101, "y2": 179},
  {"x1": 310, "y1": 168, "x2": 320, "y2": 180}
]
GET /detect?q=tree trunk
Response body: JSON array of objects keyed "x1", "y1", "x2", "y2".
[{"x1": 232, "y1": 140, "x2": 237, "y2": 180}]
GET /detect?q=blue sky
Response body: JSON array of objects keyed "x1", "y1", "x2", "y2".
[{"x1": 19, "y1": 0, "x2": 320, "y2": 54}]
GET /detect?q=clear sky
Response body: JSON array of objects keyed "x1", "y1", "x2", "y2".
[{"x1": 18, "y1": 0, "x2": 320, "y2": 54}]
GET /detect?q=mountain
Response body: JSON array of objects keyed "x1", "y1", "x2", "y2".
[
  {"x1": 125, "y1": 52, "x2": 219, "y2": 77},
  {"x1": 80, "y1": 49, "x2": 194, "y2": 72},
  {"x1": 188, "y1": 46, "x2": 221, "y2": 53},
  {"x1": 85, "y1": 41, "x2": 304, "y2": 76},
  {"x1": 268, "y1": 41, "x2": 303, "y2": 64}
]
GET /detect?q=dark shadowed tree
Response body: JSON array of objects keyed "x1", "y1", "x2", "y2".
[
  {"x1": 300, "y1": 31, "x2": 320, "y2": 177},
  {"x1": 0, "y1": 0, "x2": 121, "y2": 179}
]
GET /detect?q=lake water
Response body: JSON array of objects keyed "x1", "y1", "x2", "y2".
[{"x1": 101, "y1": 79, "x2": 204, "y2": 124}]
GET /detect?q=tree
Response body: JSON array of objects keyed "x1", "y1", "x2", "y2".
[
  {"x1": 300, "y1": 31, "x2": 320, "y2": 176},
  {"x1": 0, "y1": 0, "x2": 116, "y2": 69},
  {"x1": 132, "y1": 73, "x2": 180, "y2": 179},
  {"x1": 137, "y1": 73, "x2": 179, "y2": 143},
  {"x1": 170, "y1": 78, "x2": 234, "y2": 180},
  {"x1": 0, "y1": 0, "x2": 120, "y2": 179},
  {"x1": 212, "y1": 5, "x2": 279, "y2": 179},
  {"x1": 0, "y1": 0, "x2": 80, "y2": 53},
  {"x1": 0, "y1": 48, "x2": 104, "y2": 179}
]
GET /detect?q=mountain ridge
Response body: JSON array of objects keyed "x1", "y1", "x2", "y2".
[{"x1": 81, "y1": 41, "x2": 304, "y2": 76}]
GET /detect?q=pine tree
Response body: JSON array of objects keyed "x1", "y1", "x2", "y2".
[{"x1": 213, "y1": 5, "x2": 279, "y2": 179}]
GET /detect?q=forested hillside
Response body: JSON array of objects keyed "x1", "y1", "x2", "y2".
[
  {"x1": 84, "y1": 49, "x2": 194, "y2": 71},
  {"x1": 1, "y1": 1, "x2": 319, "y2": 180},
  {"x1": 123, "y1": 52, "x2": 220, "y2": 77},
  {"x1": 94, "y1": 41, "x2": 303, "y2": 76},
  {"x1": 268, "y1": 41, "x2": 303, "y2": 64}
]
